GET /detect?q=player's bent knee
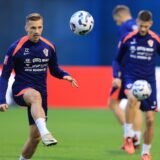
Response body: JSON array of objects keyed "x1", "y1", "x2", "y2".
[
  {"x1": 31, "y1": 91, "x2": 41, "y2": 102},
  {"x1": 24, "y1": 89, "x2": 42, "y2": 104}
]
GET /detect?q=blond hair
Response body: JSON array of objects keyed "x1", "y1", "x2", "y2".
[
  {"x1": 26, "y1": 13, "x2": 43, "y2": 23},
  {"x1": 113, "y1": 5, "x2": 130, "y2": 16}
]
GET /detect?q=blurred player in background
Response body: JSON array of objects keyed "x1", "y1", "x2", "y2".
[
  {"x1": 0, "y1": 13, "x2": 78, "y2": 160},
  {"x1": 108, "y1": 5, "x2": 142, "y2": 149},
  {"x1": 113, "y1": 10, "x2": 160, "y2": 160},
  {"x1": 113, "y1": 5, "x2": 137, "y2": 39}
]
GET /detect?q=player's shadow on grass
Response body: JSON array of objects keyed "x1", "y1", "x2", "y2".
[
  {"x1": 107, "y1": 150, "x2": 126, "y2": 156},
  {"x1": 37, "y1": 156, "x2": 90, "y2": 160},
  {"x1": 107, "y1": 149, "x2": 139, "y2": 156}
]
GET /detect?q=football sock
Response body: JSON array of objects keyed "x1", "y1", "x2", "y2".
[
  {"x1": 35, "y1": 118, "x2": 49, "y2": 137},
  {"x1": 19, "y1": 155, "x2": 31, "y2": 160},
  {"x1": 124, "y1": 123, "x2": 133, "y2": 138},
  {"x1": 134, "y1": 131, "x2": 141, "y2": 145},
  {"x1": 142, "y1": 144, "x2": 151, "y2": 155}
]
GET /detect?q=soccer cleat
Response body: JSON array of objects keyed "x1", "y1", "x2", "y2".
[
  {"x1": 42, "y1": 133, "x2": 58, "y2": 146},
  {"x1": 133, "y1": 135, "x2": 140, "y2": 150},
  {"x1": 122, "y1": 137, "x2": 135, "y2": 154},
  {"x1": 121, "y1": 136, "x2": 140, "y2": 150},
  {"x1": 141, "y1": 154, "x2": 151, "y2": 160}
]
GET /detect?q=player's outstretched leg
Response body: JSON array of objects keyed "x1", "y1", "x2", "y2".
[
  {"x1": 141, "y1": 111, "x2": 154, "y2": 160},
  {"x1": 23, "y1": 88, "x2": 57, "y2": 146}
]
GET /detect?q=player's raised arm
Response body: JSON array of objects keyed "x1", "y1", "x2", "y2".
[
  {"x1": 112, "y1": 39, "x2": 128, "y2": 88},
  {"x1": 0, "y1": 46, "x2": 15, "y2": 111},
  {"x1": 48, "y1": 48, "x2": 78, "y2": 88},
  {"x1": 112, "y1": 39, "x2": 127, "y2": 78}
]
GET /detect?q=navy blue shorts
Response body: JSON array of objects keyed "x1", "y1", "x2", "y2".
[
  {"x1": 123, "y1": 78, "x2": 157, "y2": 112},
  {"x1": 13, "y1": 88, "x2": 48, "y2": 125},
  {"x1": 110, "y1": 82, "x2": 126, "y2": 101}
]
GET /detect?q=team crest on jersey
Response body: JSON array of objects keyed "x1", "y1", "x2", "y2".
[
  {"x1": 147, "y1": 39, "x2": 154, "y2": 47},
  {"x1": 43, "y1": 48, "x2": 49, "y2": 57}
]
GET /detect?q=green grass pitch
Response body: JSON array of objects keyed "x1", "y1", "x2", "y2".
[{"x1": 0, "y1": 108, "x2": 160, "y2": 160}]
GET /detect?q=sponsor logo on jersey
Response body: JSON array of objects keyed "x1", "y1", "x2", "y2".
[
  {"x1": 130, "y1": 46, "x2": 136, "y2": 53},
  {"x1": 24, "y1": 48, "x2": 30, "y2": 55},
  {"x1": 130, "y1": 38, "x2": 136, "y2": 44},
  {"x1": 24, "y1": 58, "x2": 31, "y2": 63},
  {"x1": 43, "y1": 48, "x2": 49, "y2": 57},
  {"x1": 147, "y1": 39, "x2": 154, "y2": 47}
]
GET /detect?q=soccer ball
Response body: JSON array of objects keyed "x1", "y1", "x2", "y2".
[
  {"x1": 131, "y1": 80, "x2": 152, "y2": 100},
  {"x1": 70, "y1": 10, "x2": 94, "y2": 35}
]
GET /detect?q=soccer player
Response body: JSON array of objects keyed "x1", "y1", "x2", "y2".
[
  {"x1": 113, "y1": 5, "x2": 137, "y2": 39},
  {"x1": 0, "y1": 13, "x2": 78, "y2": 160},
  {"x1": 113, "y1": 10, "x2": 160, "y2": 160},
  {"x1": 108, "y1": 5, "x2": 142, "y2": 148}
]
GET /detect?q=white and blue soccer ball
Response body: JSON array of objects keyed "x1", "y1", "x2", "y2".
[
  {"x1": 70, "y1": 10, "x2": 94, "y2": 35},
  {"x1": 131, "y1": 80, "x2": 152, "y2": 100}
]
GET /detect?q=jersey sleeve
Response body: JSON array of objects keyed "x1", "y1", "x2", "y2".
[
  {"x1": 0, "y1": 46, "x2": 15, "y2": 103},
  {"x1": 157, "y1": 42, "x2": 160, "y2": 55},
  {"x1": 112, "y1": 40, "x2": 127, "y2": 78},
  {"x1": 48, "y1": 47, "x2": 69, "y2": 79},
  {"x1": 156, "y1": 38, "x2": 160, "y2": 55},
  {"x1": 118, "y1": 26, "x2": 127, "y2": 40}
]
